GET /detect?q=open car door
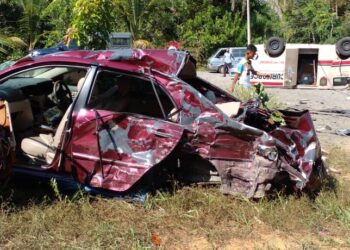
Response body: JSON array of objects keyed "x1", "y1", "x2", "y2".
[
  {"x1": 0, "y1": 101, "x2": 15, "y2": 181},
  {"x1": 69, "y1": 110, "x2": 183, "y2": 192}
]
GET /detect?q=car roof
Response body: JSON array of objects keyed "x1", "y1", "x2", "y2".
[{"x1": 1, "y1": 49, "x2": 189, "y2": 77}]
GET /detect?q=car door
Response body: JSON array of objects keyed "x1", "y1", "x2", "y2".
[
  {"x1": 68, "y1": 69, "x2": 183, "y2": 192},
  {"x1": 0, "y1": 100, "x2": 15, "y2": 181}
]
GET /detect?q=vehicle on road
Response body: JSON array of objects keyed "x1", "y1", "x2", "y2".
[
  {"x1": 0, "y1": 49, "x2": 325, "y2": 198},
  {"x1": 207, "y1": 47, "x2": 245, "y2": 74},
  {"x1": 207, "y1": 37, "x2": 350, "y2": 89},
  {"x1": 251, "y1": 37, "x2": 350, "y2": 89}
]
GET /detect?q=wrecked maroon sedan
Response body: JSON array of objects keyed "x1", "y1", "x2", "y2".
[{"x1": 0, "y1": 49, "x2": 325, "y2": 198}]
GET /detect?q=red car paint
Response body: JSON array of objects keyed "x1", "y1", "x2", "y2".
[{"x1": 0, "y1": 49, "x2": 325, "y2": 198}]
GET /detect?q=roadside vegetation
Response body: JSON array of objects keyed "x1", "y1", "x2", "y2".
[{"x1": 0, "y1": 147, "x2": 349, "y2": 249}]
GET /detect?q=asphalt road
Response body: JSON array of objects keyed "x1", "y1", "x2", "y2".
[{"x1": 197, "y1": 71, "x2": 350, "y2": 151}]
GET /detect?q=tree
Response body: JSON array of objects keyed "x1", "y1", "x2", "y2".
[
  {"x1": 180, "y1": 0, "x2": 280, "y2": 61},
  {"x1": 0, "y1": 0, "x2": 50, "y2": 50},
  {"x1": 71, "y1": 0, "x2": 114, "y2": 49},
  {"x1": 41, "y1": 0, "x2": 75, "y2": 47},
  {"x1": 181, "y1": 5, "x2": 244, "y2": 61},
  {"x1": 0, "y1": 35, "x2": 26, "y2": 56},
  {"x1": 266, "y1": 0, "x2": 295, "y2": 19},
  {"x1": 113, "y1": 0, "x2": 157, "y2": 40},
  {"x1": 283, "y1": 0, "x2": 341, "y2": 43}
]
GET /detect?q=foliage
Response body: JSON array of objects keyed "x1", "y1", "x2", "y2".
[
  {"x1": 0, "y1": 0, "x2": 350, "y2": 60},
  {"x1": 0, "y1": 35, "x2": 26, "y2": 62},
  {"x1": 0, "y1": 0, "x2": 51, "y2": 50},
  {"x1": 254, "y1": 83, "x2": 286, "y2": 126},
  {"x1": 71, "y1": 0, "x2": 114, "y2": 49},
  {"x1": 233, "y1": 83, "x2": 286, "y2": 126},
  {"x1": 113, "y1": 0, "x2": 157, "y2": 40},
  {"x1": 181, "y1": 5, "x2": 243, "y2": 62},
  {"x1": 41, "y1": 0, "x2": 75, "y2": 47},
  {"x1": 180, "y1": 0, "x2": 280, "y2": 61},
  {"x1": 278, "y1": 0, "x2": 350, "y2": 43}
]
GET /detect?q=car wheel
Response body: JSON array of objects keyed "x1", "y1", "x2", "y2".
[
  {"x1": 265, "y1": 37, "x2": 285, "y2": 57},
  {"x1": 336, "y1": 37, "x2": 350, "y2": 59},
  {"x1": 218, "y1": 65, "x2": 226, "y2": 74}
]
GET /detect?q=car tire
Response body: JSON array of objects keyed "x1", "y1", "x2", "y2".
[
  {"x1": 336, "y1": 37, "x2": 350, "y2": 59},
  {"x1": 265, "y1": 37, "x2": 285, "y2": 57},
  {"x1": 218, "y1": 65, "x2": 226, "y2": 74}
]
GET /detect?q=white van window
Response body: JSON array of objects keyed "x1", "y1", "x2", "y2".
[{"x1": 233, "y1": 49, "x2": 245, "y2": 58}]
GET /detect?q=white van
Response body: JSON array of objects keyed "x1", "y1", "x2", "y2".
[
  {"x1": 251, "y1": 37, "x2": 350, "y2": 89},
  {"x1": 207, "y1": 47, "x2": 246, "y2": 74}
]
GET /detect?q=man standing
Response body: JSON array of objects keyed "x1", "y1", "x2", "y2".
[
  {"x1": 230, "y1": 44, "x2": 270, "y2": 92},
  {"x1": 223, "y1": 49, "x2": 232, "y2": 77}
]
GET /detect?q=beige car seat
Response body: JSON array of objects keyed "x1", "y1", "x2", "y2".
[{"x1": 21, "y1": 77, "x2": 85, "y2": 164}]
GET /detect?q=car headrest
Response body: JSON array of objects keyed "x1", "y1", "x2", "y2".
[{"x1": 77, "y1": 77, "x2": 85, "y2": 92}]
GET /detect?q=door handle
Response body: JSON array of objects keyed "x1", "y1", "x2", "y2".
[{"x1": 152, "y1": 129, "x2": 172, "y2": 138}]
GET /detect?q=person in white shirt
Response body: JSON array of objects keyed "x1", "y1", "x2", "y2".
[{"x1": 223, "y1": 49, "x2": 232, "y2": 77}]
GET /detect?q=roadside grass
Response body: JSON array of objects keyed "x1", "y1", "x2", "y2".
[{"x1": 0, "y1": 147, "x2": 349, "y2": 249}]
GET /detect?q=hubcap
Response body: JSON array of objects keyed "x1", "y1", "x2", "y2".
[
  {"x1": 342, "y1": 41, "x2": 350, "y2": 51},
  {"x1": 270, "y1": 40, "x2": 280, "y2": 50}
]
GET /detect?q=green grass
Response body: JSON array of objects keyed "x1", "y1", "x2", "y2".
[{"x1": 0, "y1": 147, "x2": 350, "y2": 249}]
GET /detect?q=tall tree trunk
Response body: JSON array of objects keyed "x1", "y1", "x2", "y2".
[
  {"x1": 242, "y1": 0, "x2": 246, "y2": 18},
  {"x1": 230, "y1": 0, "x2": 235, "y2": 12}
]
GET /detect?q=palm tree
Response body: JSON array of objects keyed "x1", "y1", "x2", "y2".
[
  {"x1": 0, "y1": 0, "x2": 49, "y2": 50},
  {"x1": 0, "y1": 34, "x2": 26, "y2": 55},
  {"x1": 114, "y1": 0, "x2": 157, "y2": 40}
]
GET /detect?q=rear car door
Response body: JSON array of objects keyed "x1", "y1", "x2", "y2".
[
  {"x1": 0, "y1": 100, "x2": 15, "y2": 181},
  {"x1": 69, "y1": 70, "x2": 183, "y2": 192}
]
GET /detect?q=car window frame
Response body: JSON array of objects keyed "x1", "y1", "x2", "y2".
[
  {"x1": 0, "y1": 64, "x2": 90, "y2": 84},
  {"x1": 86, "y1": 68, "x2": 177, "y2": 122}
]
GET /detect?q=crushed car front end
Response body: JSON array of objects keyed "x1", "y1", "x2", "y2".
[{"x1": 149, "y1": 50, "x2": 325, "y2": 198}]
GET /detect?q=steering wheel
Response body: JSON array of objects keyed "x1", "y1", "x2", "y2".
[{"x1": 52, "y1": 80, "x2": 73, "y2": 109}]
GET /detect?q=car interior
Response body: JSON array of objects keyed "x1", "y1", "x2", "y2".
[
  {"x1": 0, "y1": 67, "x2": 179, "y2": 167},
  {"x1": 87, "y1": 70, "x2": 176, "y2": 120},
  {"x1": 0, "y1": 66, "x2": 88, "y2": 166}
]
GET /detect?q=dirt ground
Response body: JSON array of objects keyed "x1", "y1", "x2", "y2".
[{"x1": 198, "y1": 71, "x2": 350, "y2": 152}]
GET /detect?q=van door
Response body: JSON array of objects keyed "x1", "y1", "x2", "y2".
[{"x1": 284, "y1": 49, "x2": 299, "y2": 87}]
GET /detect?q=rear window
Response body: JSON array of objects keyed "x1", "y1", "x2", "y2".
[{"x1": 232, "y1": 49, "x2": 245, "y2": 58}]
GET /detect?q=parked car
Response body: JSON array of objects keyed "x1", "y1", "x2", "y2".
[
  {"x1": 0, "y1": 49, "x2": 325, "y2": 198},
  {"x1": 207, "y1": 47, "x2": 245, "y2": 74}
]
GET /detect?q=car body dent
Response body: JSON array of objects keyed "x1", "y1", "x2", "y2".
[
  {"x1": 0, "y1": 49, "x2": 324, "y2": 198},
  {"x1": 67, "y1": 109, "x2": 184, "y2": 192}
]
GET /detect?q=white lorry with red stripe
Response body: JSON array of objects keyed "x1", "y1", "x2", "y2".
[{"x1": 250, "y1": 37, "x2": 350, "y2": 89}]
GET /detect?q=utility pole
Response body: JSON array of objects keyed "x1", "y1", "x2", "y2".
[{"x1": 247, "y1": 0, "x2": 251, "y2": 44}]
